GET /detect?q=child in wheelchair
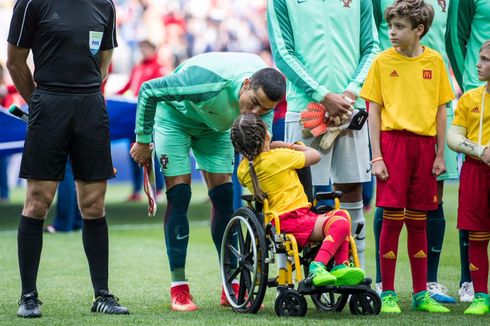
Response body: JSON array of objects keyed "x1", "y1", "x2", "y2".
[{"x1": 231, "y1": 113, "x2": 365, "y2": 287}]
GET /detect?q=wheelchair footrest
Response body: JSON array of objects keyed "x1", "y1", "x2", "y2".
[{"x1": 297, "y1": 277, "x2": 373, "y2": 295}]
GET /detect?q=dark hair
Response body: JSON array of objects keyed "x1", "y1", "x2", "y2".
[
  {"x1": 230, "y1": 113, "x2": 268, "y2": 202},
  {"x1": 384, "y1": 0, "x2": 434, "y2": 39},
  {"x1": 249, "y1": 68, "x2": 286, "y2": 102},
  {"x1": 480, "y1": 40, "x2": 490, "y2": 53}
]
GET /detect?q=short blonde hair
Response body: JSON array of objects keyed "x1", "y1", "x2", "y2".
[{"x1": 384, "y1": 0, "x2": 435, "y2": 39}]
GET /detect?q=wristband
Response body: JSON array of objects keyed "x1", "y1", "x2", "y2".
[{"x1": 370, "y1": 157, "x2": 383, "y2": 164}]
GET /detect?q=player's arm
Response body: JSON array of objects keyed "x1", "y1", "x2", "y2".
[
  {"x1": 371, "y1": 0, "x2": 382, "y2": 30},
  {"x1": 135, "y1": 68, "x2": 228, "y2": 143},
  {"x1": 433, "y1": 104, "x2": 447, "y2": 176},
  {"x1": 6, "y1": 44, "x2": 34, "y2": 103},
  {"x1": 447, "y1": 125, "x2": 489, "y2": 164},
  {"x1": 446, "y1": 0, "x2": 475, "y2": 90},
  {"x1": 345, "y1": 0, "x2": 379, "y2": 101},
  {"x1": 367, "y1": 101, "x2": 389, "y2": 181}
]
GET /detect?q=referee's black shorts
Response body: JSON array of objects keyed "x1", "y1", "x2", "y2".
[{"x1": 20, "y1": 89, "x2": 115, "y2": 181}]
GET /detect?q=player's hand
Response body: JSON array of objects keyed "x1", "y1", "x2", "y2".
[
  {"x1": 481, "y1": 147, "x2": 490, "y2": 166},
  {"x1": 320, "y1": 93, "x2": 353, "y2": 117},
  {"x1": 372, "y1": 161, "x2": 389, "y2": 182},
  {"x1": 342, "y1": 90, "x2": 357, "y2": 103},
  {"x1": 130, "y1": 143, "x2": 152, "y2": 167},
  {"x1": 432, "y1": 156, "x2": 446, "y2": 177}
]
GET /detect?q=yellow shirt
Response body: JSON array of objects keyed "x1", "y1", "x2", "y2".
[
  {"x1": 453, "y1": 85, "x2": 490, "y2": 146},
  {"x1": 360, "y1": 47, "x2": 455, "y2": 136},
  {"x1": 237, "y1": 148, "x2": 310, "y2": 217}
]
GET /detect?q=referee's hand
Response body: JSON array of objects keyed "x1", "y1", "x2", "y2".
[{"x1": 130, "y1": 142, "x2": 152, "y2": 167}]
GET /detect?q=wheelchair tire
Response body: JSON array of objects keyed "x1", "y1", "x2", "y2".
[
  {"x1": 220, "y1": 207, "x2": 269, "y2": 314},
  {"x1": 275, "y1": 288, "x2": 307, "y2": 317},
  {"x1": 348, "y1": 289, "x2": 381, "y2": 315},
  {"x1": 310, "y1": 292, "x2": 348, "y2": 312}
]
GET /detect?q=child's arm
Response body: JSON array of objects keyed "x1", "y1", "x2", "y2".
[
  {"x1": 447, "y1": 125, "x2": 490, "y2": 166},
  {"x1": 368, "y1": 101, "x2": 389, "y2": 181},
  {"x1": 270, "y1": 141, "x2": 321, "y2": 167},
  {"x1": 432, "y1": 104, "x2": 447, "y2": 176}
]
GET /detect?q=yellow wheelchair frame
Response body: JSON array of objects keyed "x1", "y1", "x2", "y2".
[{"x1": 220, "y1": 191, "x2": 380, "y2": 316}]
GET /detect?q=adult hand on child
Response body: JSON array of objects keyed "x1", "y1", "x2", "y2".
[
  {"x1": 372, "y1": 161, "x2": 389, "y2": 181},
  {"x1": 432, "y1": 156, "x2": 447, "y2": 177}
]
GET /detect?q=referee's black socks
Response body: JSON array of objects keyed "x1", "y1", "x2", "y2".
[
  {"x1": 82, "y1": 217, "x2": 109, "y2": 297},
  {"x1": 18, "y1": 215, "x2": 44, "y2": 295}
]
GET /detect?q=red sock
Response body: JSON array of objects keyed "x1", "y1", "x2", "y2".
[
  {"x1": 405, "y1": 209, "x2": 427, "y2": 294},
  {"x1": 379, "y1": 208, "x2": 404, "y2": 292},
  {"x1": 314, "y1": 213, "x2": 350, "y2": 265},
  {"x1": 468, "y1": 232, "x2": 490, "y2": 294}
]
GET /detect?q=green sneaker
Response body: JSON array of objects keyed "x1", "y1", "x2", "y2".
[
  {"x1": 412, "y1": 291, "x2": 450, "y2": 313},
  {"x1": 330, "y1": 264, "x2": 365, "y2": 286},
  {"x1": 380, "y1": 291, "x2": 401, "y2": 313},
  {"x1": 308, "y1": 261, "x2": 336, "y2": 286},
  {"x1": 464, "y1": 293, "x2": 490, "y2": 315}
]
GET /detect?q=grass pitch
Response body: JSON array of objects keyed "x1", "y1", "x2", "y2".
[{"x1": 0, "y1": 182, "x2": 488, "y2": 325}]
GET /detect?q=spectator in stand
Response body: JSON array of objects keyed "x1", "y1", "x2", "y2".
[{"x1": 116, "y1": 40, "x2": 166, "y2": 202}]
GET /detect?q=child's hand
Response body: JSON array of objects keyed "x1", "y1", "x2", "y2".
[
  {"x1": 481, "y1": 147, "x2": 490, "y2": 166},
  {"x1": 372, "y1": 161, "x2": 389, "y2": 181},
  {"x1": 432, "y1": 156, "x2": 446, "y2": 177}
]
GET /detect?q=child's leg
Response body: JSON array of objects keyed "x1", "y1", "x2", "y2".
[
  {"x1": 379, "y1": 208, "x2": 404, "y2": 292},
  {"x1": 426, "y1": 202, "x2": 445, "y2": 283},
  {"x1": 459, "y1": 230, "x2": 472, "y2": 286},
  {"x1": 468, "y1": 232, "x2": 490, "y2": 295},
  {"x1": 373, "y1": 207, "x2": 384, "y2": 284},
  {"x1": 405, "y1": 209, "x2": 428, "y2": 294},
  {"x1": 310, "y1": 211, "x2": 351, "y2": 265}
]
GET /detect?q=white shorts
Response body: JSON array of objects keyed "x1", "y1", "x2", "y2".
[{"x1": 285, "y1": 111, "x2": 370, "y2": 185}]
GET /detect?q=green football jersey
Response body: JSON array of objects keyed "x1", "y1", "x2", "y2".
[
  {"x1": 446, "y1": 0, "x2": 490, "y2": 91},
  {"x1": 267, "y1": 0, "x2": 379, "y2": 112},
  {"x1": 135, "y1": 52, "x2": 272, "y2": 143}
]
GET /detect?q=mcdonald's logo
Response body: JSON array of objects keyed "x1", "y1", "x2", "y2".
[{"x1": 423, "y1": 70, "x2": 432, "y2": 79}]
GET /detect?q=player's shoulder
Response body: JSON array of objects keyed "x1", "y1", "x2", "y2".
[{"x1": 461, "y1": 86, "x2": 485, "y2": 101}]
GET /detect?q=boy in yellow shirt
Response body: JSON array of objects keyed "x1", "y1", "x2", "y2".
[
  {"x1": 360, "y1": 0, "x2": 453, "y2": 313},
  {"x1": 447, "y1": 41, "x2": 490, "y2": 315}
]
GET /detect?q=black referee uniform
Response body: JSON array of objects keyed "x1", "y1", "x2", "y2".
[
  {"x1": 8, "y1": 0, "x2": 117, "y2": 181},
  {"x1": 7, "y1": 0, "x2": 129, "y2": 317}
]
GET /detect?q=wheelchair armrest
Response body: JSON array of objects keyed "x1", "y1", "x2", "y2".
[
  {"x1": 314, "y1": 191, "x2": 343, "y2": 201},
  {"x1": 240, "y1": 194, "x2": 255, "y2": 203}
]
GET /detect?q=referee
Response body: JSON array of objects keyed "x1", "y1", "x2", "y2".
[{"x1": 7, "y1": 0, "x2": 128, "y2": 318}]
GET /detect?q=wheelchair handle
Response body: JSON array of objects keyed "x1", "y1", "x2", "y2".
[{"x1": 314, "y1": 191, "x2": 343, "y2": 201}]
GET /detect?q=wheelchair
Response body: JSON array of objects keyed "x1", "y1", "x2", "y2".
[{"x1": 220, "y1": 174, "x2": 381, "y2": 317}]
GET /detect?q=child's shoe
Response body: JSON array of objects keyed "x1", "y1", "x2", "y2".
[
  {"x1": 330, "y1": 263, "x2": 365, "y2": 286},
  {"x1": 463, "y1": 293, "x2": 490, "y2": 315},
  {"x1": 412, "y1": 290, "x2": 450, "y2": 313},
  {"x1": 380, "y1": 291, "x2": 401, "y2": 313},
  {"x1": 308, "y1": 261, "x2": 336, "y2": 286}
]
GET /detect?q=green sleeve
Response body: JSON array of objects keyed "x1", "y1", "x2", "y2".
[
  {"x1": 135, "y1": 66, "x2": 227, "y2": 143},
  {"x1": 446, "y1": 0, "x2": 475, "y2": 90},
  {"x1": 372, "y1": 0, "x2": 382, "y2": 30},
  {"x1": 267, "y1": 0, "x2": 329, "y2": 102},
  {"x1": 346, "y1": 0, "x2": 379, "y2": 96}
]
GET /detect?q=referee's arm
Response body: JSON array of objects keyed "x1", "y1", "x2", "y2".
[
  {"x1": 6, "y1": 43, "x2": 35, "y2": 103},
  {"x1": 99, "y1": 49, "x2": 114, "y2": 82}
]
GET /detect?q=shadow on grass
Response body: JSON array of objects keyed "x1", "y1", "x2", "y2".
[{"x1": 0, "y1": 201, "x2": 212, "y2": 231}]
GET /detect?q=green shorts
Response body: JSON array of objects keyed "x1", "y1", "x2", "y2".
[
  {"x1": 154, "y1": 104, "x2": 234, "y2": 177},
  {"x1": 438, "y1": 114, "x2": 459, "y2": 181}
]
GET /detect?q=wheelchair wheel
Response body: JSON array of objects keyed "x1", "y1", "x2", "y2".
[
  {"x1": 348, "y1": 289, "x2": 381, "y2": 315},
  {"x1": 275, "y1": 288, "x2": 307, "y2": 317},
  {"x1": 310, "y1": 292, "x2": 348, "y2": 312},
  {"x1": 220, "y1": 207, "x2": 268, "y2": 313}
]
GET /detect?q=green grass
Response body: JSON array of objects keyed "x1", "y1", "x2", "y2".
[{"x1": 0, "y1": 182, "x2": 488, "y2": 325}]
